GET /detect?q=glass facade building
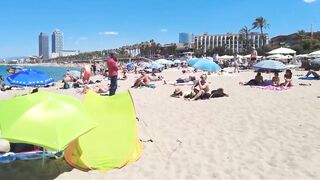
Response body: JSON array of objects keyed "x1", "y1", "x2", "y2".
[
  {"x1": 179, "y1": 33, "x2": 194, "y2": 45},
  {"x1": 39, "y1": 32, "x2": 49, "y2": 60}
]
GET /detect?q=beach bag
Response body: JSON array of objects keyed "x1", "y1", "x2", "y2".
[{"x1": 63, "y1": 82, "x2": 70, "y2": 89}]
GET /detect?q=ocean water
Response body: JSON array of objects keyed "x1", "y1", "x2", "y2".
[{"x1": 0, "y1": 65, "x2": 79, "y2": 84}]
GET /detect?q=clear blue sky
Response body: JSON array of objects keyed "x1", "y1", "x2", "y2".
[{"x1": 0, "y1": 0, "x2": 319, "y2": 57}]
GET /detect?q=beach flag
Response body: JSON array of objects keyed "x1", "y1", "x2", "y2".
[{"x1": 64, "y1": 91, "x2": 142, "y2": 171}]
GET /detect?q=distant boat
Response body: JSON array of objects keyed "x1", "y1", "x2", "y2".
[{"x1": 6, "y1": 66, "x2": 26, "y2": 74}]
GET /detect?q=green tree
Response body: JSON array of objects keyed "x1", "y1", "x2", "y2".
[
  {"x1": 252, "y1": 17, "x2": 270, "y2": 45},
  {"x1": 297, "y1": 30, "x2": 307, "y2": 42},
  {"x1": 239, "y1": 26, "x2": 252, "y2": 53},
  {"x1": 194, "y1": 49, "x2": 204, "y2": 57}
]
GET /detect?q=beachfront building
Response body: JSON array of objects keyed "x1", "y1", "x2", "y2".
[
  {"x1": 38, "y1": 32, "x2": 49, "y2": 60},
  {"x1": 179, "y1": 33, "x2": 194, "y2": 48},
  {"x1": 51, "y1": 50, "x2": 79, "y2": 58},
  {"x1": 195, "y1": 32, "x2": 269, "y2": 53},
  {"x1": 52, "y1": 29, "x2": 64, "y2": 53},
  {"x1": 126, "y1": 48, "x2": 140, "y2": 57}
]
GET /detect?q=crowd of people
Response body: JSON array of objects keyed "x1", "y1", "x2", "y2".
[{"x1": 239, "y1": 69, "x2": 293, "y2": 87}]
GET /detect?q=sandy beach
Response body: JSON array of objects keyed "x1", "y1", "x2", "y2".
[{"x1": 0, "y1": 68, "x2": 319, "y2": 179}]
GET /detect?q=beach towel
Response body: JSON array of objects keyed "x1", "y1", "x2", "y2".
[
  {"x1": 0, "y1": 151, "x2": 62, "y2": 164},
  {"x1": 174, "y1": 81, "x2": 194, "y2": 86},
  {"x1": 252, "y1": 85, "x2": 291, "y2": 91},
  {"x1": 147, "y1": 83, "x2": 156, "y2": 88},
  {"x1": 298, "y1": 77, "x2": 319, "y2": 80}
]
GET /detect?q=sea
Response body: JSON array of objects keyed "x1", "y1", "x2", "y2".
[{"x1": 0, "y1": 65, "x2": 79, "y2": 84}]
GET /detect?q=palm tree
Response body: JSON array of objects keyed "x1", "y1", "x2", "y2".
[
  {"x1": 252, "y1": 17, "x2": 270, "y2": 45},
  {"x1": 239, "y1": 26, "x2": 251, "y2": 53},
  {"x1": 297, "y1": 30, "x2": 307, "y2": 42}
]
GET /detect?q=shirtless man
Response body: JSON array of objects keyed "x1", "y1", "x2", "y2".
[
  {"x1": 250, "y1": 47, "x2": 258, "y2": 67},
  {"x1": 132, "y1": 71, "x2": 154, "y2": 88},
  {"x1": 192, "y1": 74, "x2": 210, "y2": 100}
]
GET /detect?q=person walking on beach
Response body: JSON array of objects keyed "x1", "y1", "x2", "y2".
[
  {"x1": 233, "y1": 53, "x2": 240, "y2": 73},
  {"x1": 106, "y1": 53, "x2": 118, "y2": 96},
  {"x1": 91, "y1": 62, "x2": 97, "y2": 75},
  {"x1": 250, "y1": 47, "x2": 258, "y2": 67}
]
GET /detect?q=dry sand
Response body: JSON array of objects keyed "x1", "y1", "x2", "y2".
[{"x1": 0, "y1": 68, "x2": 319, "y2": 180}]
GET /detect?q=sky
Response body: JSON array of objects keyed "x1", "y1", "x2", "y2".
[{"x1": 0, "y1": 0, "x2": 319, "y2": 58}]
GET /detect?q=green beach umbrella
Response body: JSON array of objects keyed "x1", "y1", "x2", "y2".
[
  {"x1": 0, "y1": 91, "x2": 96, "y2": 151},
  {"x1": 64, "y1": 90, "x2": 142, "y2": 171}
]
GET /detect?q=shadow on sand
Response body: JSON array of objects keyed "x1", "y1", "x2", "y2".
[{"x1": 0, "y1": 158, "x2": 73, "y2": 179}]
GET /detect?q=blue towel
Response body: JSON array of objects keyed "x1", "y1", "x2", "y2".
[
  {"x1": 0, "y1": 153, "x2": 16, "y2": 163},
  {"x1": 298, "y1": 77, "x2": 319, "y2": 80},
  {"x1": 0, "y1": 151, "x2": 62, "y2": 163}
]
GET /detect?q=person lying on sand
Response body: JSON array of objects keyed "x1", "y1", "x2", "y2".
[
  {"x1": 81, "y1": 84, "x2": 109, "y2": 94},
  {"x1": 305, "y1": 70, "x2": 320, "y2": 79},
  {"x1": 239, "y1": 72, "x2": 263, "y2": 86},
  {"x1": 164, "y1": 75, "x2": 196, "y2": 85}
]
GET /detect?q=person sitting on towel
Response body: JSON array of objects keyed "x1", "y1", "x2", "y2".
[
  {"x1": 191, "y1": 74, "x2": 210, "y2": 101},
  {"x1": 280, "y1": 69, "x2": 293, "y2": 87},
  {"x1": 132, "y1": 70, "x2": 154, "y2": 88},
  {"x1": 272, "y1": 72, "x2": 280, "y2": 86}
]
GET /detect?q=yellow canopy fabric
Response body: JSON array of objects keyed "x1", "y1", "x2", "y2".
[
  {"x1": 64, "y1": 91, "x2": 142, "y2": 171},
  {"x1": 0, "y1": 92, "x2": 96, "y2": 151}
]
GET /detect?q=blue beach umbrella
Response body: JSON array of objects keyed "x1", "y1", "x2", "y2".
[
  {"x1": 187, "y1": 58, "x2": 199, "y2": 66},
  {"x1": 312, "y1": 58, "x2": 320, "y2": 65},
  {"x1": 7, "y1": 69, "x2": 54, "y2": 87},
  {"x1": 126, "y1": 63, "x2": 135, "y2": 69},
  {"x1": 140, "y1": 62, "x2": 150, "y2": 68},
  {"x1": 253, "y1": 60, "x2": 286, "y2": 72},
  {"x1": 155, "y1": 59, "x2": 171, "y2": 65},
  {"x1": 149, "y1": 62, "x2": 164, "y2": 69},
  {"x1": 68, "y1": 70, "x2": 81, "y2": 79},
  {"x1": 193, "y1": 60, "x2": 221, "y2": 72}
]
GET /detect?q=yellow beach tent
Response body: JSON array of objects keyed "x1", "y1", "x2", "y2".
[{"x1": 64, "y1": 91, "x2": 142, "y2": 171}]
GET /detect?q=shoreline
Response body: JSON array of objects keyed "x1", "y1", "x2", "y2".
[{"x1": 0, "y1": 63, "x2": 83, "y2": 68}]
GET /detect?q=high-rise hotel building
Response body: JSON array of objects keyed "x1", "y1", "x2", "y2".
[
  {"x1": 194, "y1": 32, "x2": 269, "y2": 53},
  {"x1": 52, "y1": 29, "x2": 64, "y2": 53}
]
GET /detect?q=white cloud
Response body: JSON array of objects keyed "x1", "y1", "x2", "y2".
[
  {"x1": 99, "y1": 31, "x2": 119, "y2": 36},
  {"x1": 160, "y1": 29, "x2": 168, "y2": 32},
  {"x1": 304, "y1": 0, "x2": 316, "y2": 3}
]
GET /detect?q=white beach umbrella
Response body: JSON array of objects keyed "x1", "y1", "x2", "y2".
[
  {"x1": 268, "y1": 47, "x2": 296, "y2": 54},
  {"x1": 267, "y1": 54, "x2": 288, "y2": 60},
  {"x1": 296, "y1": 54, "x2": 309, "y2": 58},
  {"x1": 309, "y1": 50, "x2": 320, "y2": 57},
  {"x1": 218, "y1": 55, "x2": 233, "y2": 60},
  {"x1": 173, "y1": 59, "x2": 181, "y2": 64},
  {"x1": 155, "y1": 59, "x2": 173, "y2": 65}
]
